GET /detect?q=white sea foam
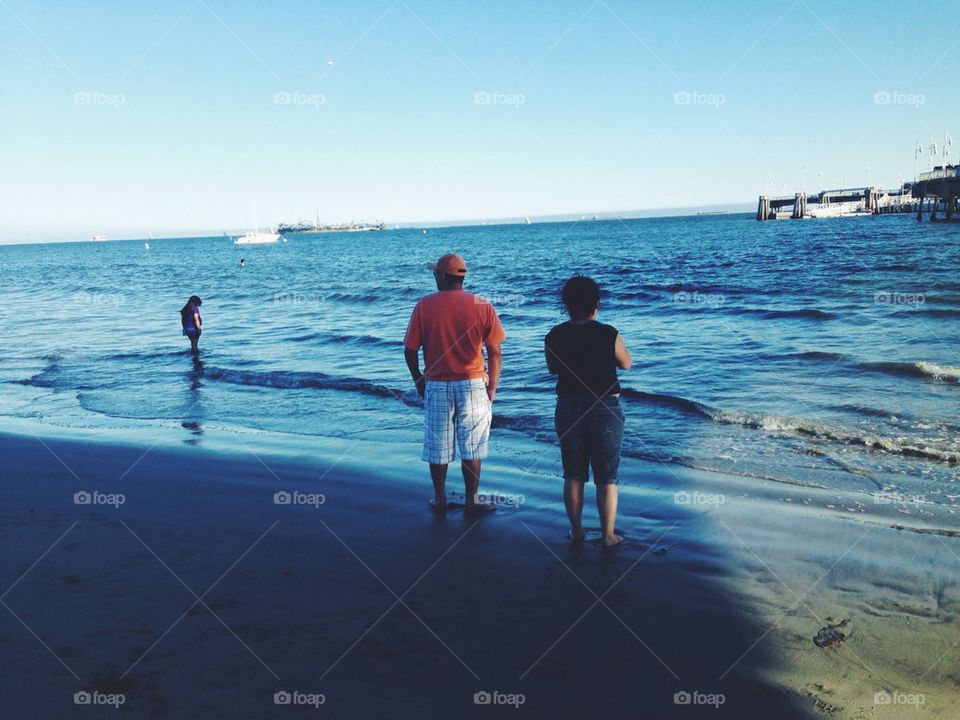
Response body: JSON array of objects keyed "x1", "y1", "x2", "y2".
[{"x1": 915, "y1": 361, "x2": 960, "y2": 382}]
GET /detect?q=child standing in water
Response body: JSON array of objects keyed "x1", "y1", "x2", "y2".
[
  {"x1": 180, "y1": 295, "x2": 203, "y2": 354},
  {"x1": 545, "y1": 276, "x2": 632, "y2": 546}
]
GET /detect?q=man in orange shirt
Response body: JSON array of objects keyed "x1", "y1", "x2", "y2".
[{"x1": 404, "y1": 253, "x2": 506, "y2": 513}]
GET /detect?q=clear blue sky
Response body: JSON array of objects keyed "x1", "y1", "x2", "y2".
[{"x1": 1, "y1": 0, "x2": 957, "y2": 242}]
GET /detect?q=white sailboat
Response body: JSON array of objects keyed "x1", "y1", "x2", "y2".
[
  {"x1": 232, "y1": 204, "x2": 282, "y2": 244},
  {"x1": 233, "y1": 229, "x2": 281, "y2": 245}
]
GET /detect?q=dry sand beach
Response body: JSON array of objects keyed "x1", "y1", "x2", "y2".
[{"x1": 2, "y1": 417, "x2": 957, "y2": 719}]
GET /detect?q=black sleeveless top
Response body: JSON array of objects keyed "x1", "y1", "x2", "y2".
[{"x1": 545, "y1": 320, "x2": 620, "y2": 398}]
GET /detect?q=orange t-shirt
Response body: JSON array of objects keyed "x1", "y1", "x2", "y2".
[{"x1": 404, "y1": 289, "x2": 506, "y2": 381}]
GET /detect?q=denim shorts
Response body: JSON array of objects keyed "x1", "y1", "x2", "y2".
[{"x1": 554, "y1": 395, "x2": 624, "y2": 484}]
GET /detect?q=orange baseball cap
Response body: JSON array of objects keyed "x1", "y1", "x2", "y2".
[{"x1": 429, "y1": 253, "x2": 467, "y2": 276}]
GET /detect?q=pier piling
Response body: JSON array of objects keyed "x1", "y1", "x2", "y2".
[{"x1": 911, "y1": 165, "x2": 960, "y2": 222}]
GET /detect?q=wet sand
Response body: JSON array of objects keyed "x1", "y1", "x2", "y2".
[{"x1": 1, "y1": 422, "x2": 957, "y2": 718}]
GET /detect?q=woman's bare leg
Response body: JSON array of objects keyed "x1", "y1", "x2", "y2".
[
  {"x1": 564, "y1": 478, "x2": 585, "y2": 542},
  {"x1": 596, "y1": 483, "x2": 622, "y2": 546}
]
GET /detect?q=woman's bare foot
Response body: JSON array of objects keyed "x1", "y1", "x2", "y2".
[
  {"x1": 429, "y1": 497, "x2": 448, "y2": 514},
  {"x1": 601, "y1": 532, "x2": 623, "y2": 547},
  {"x1": 569, "y1": 526, "x2": 585, "y2": 543}
]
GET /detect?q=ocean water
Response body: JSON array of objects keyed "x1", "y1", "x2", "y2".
[{"x1": 1, "y1": 214, "x2": 957, "y2": 510}]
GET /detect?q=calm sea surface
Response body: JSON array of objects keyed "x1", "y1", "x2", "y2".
[{"x1": 1, "y1": 214, "x2": 957, "y2": 509}]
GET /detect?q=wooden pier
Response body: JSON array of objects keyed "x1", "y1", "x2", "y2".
[
  {"x1": 756, "y1": 186, "x2": 915, "y2": 220},
  {"x1": 911, "y1": 165, "x2": 960, "y2": 222}
]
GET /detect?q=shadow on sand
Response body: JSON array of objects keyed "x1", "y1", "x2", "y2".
[{"x1": 0, "y1": 433, "x2": 814, "y2": 719}]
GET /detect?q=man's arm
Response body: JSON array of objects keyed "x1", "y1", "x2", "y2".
[
  {"x1": 403, "y1": 303, "x2": 425, "y2": 397},
  {"x1": 485, "y1": 343, "x2": 502, "y2": 402},
  {"x1": 404, "y1": 348, "x2": 426, "y2": 398}
]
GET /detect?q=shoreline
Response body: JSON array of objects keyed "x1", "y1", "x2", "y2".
[{"x1": 2, "y1": 418, "x2": 958, "y2": 717}]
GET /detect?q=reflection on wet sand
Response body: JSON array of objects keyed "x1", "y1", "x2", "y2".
[{"x1": 183, "y1": 355, "x2": 205, "y2": 444}]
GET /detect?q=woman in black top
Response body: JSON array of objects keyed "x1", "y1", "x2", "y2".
[{"x1": 545, "y1": 276, "x2": 632, "y2": 546}]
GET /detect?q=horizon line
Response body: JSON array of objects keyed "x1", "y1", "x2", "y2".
[{"x1": 0, "y1": 200, "x2": 755, "y2": 246}]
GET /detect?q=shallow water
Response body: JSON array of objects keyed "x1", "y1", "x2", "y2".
[{"x1": 1, "y1": 214, "x2": 957, "y2": 515}]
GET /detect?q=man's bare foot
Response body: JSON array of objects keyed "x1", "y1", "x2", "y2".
[
  {"x1": 464, "y1": 501, "x2": 497, "y2": 515},
  {"x1": 429, "y1": 498, "x2": 449, "y2": 514},
  {"x1": 569, "y1": 527, "x2": 585, "y2": 543},
  {"x1": 601, "y1": 532, "x2": 623, "y2": 547}
]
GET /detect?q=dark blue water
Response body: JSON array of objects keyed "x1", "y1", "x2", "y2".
[{"x1": 1, "y1": 214, "x2": 957, "y2": 506}]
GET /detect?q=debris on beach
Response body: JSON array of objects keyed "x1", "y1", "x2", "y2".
[
  {"x1": 813, "y1": 618, "x2": 850, "y2": 648},
  {"x1": 803, "y1": 685, "x2": 842, "y2": 715}
]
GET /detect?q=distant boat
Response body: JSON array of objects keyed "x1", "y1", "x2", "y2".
[
  {"x1": 144, "y1": 242, "x2": 150, "y2": 250},
  {"x1": 233, "y1": 230, "x2": 281, "y2": 245},
  {"x1": 234, "y1": 202, "x2": 283, "y2": 244},
  {"x1": 90, "y1": 235, "x2": 107, "y2": 242},
  {"x1": 276, "y1": 219, "x2": 386, "y2": 233},
  {"x1": 524, "y1": 216, "x2": 531, "y2": 225}
]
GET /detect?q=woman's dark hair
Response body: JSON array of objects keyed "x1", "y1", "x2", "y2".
[
  {"x1": 561, "y1": 276, "x2": 600, "y2": 319},
  {"x1": 180, "y1": 295, "x2": 202, "y2": 319}
]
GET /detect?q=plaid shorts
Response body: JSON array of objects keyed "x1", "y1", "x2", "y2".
[{"x1": 422, "y1": 378, "x2": 492, "y2": 464}]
